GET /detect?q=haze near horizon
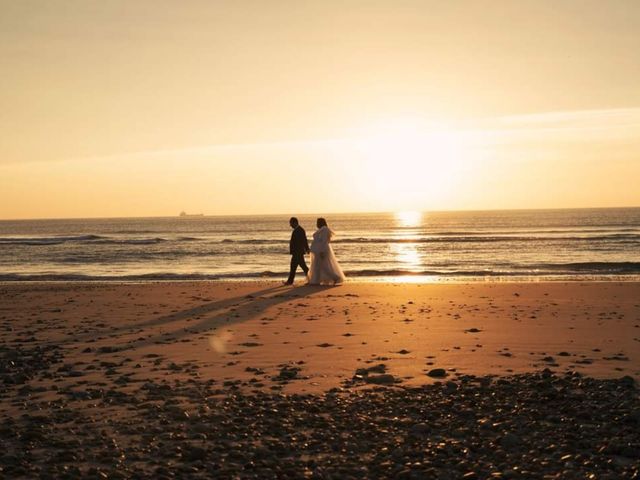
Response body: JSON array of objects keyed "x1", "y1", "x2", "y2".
[{"x1": 1, "y1": 0, "x2": 639, "y2": 219}]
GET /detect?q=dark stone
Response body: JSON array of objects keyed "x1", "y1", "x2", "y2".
[{"x1": 366, "y1": 374, "x2": 396, "y2": 385}]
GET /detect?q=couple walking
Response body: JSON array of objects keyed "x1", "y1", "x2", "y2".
[{"x1": 285, "y1": 217, "x2": 346, "y2": 286}]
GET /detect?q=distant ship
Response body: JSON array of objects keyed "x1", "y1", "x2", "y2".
[{"x1": 179, "y1": 211, "x2": 204, "y2": 217}]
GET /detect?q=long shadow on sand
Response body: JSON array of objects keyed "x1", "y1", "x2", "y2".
[
  {"x1": 113, "y1": 284, "x2": 336, "y2": 351},
  {"x1": 63, "y1": 284, "x2": 285, "y2": 346}
]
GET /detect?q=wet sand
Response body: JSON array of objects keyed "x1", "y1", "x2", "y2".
[{"x1": 1, "y1": 281, "x2": 639, "y2": 478}]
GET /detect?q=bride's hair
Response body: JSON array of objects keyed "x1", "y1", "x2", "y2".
[{"x1": 316, "y1": 217, "x2": 328, "y2": 228}]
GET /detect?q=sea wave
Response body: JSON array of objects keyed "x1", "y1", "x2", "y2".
[
  {"x1": 216, "y1": 233, "x2": 640, "y2": 245},
  {"x1": 0, "y1": 272, "x2": 286, "y2": 282},
  {"x1": 431, "y1": 228, "x2": 640, "y2": 235},
  {"x1": 345, "y1": 262, "x2": 640, "y2": 276},
  {"x1": 3, "y1": 232, "x2": 639, "y2": 248},
  {"x1": 514, "y1": 261, "x2": 640, "y2": 273},
  {"x1": 0, "y1": 235, "x2": 169, "y2": 246},
  {"x1": 0, "y1": 234, "x2": 104, "y2": 245},
  {"x1": 332, "y1": 234, "x2": 640, "y2": 244},
  {"x1": 91, "y1": 237, "x2": 167, "y2": 245},
  {"x1": 220, "y1": 238, "x2": 288, "y2": 244},
  {"x1": 3, "y1": 261, "x2": 640, "y2": 282}
]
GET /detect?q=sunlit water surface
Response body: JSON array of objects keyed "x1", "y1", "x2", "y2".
[{"x1": 1, "y1": 208, "x2": 639, "y2": 281}]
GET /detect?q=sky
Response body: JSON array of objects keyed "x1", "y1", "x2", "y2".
[{"x1": 1, "y1": 0, "x2": 639, "y2": 219}]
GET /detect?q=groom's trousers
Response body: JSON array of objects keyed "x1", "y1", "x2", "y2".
[{"x1": 287, "y1": 253, "x2": 309, "y2": 284}]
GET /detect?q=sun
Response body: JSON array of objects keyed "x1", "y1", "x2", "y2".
[{"x1": 351, "y1": 118, "x2": 468, "y2": 209}]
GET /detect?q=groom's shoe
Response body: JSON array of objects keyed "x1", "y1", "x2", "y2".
[{"x1": 283, "y1": 281, "x2": 293, "y2": 286}]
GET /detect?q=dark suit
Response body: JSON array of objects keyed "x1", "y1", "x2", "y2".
[{"x1": 287, "y1": 225, "x2": 310, "y2": 284}]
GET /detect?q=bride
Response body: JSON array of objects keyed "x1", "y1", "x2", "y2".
[{"x1": 308, "y1": 217, "x2": 346, "y2": 285}]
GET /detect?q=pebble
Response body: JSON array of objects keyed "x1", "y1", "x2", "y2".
[
  {"x1": 277, "y1": 366, "x2": 301, "y2": 380},
  {"x1": 365, "y1": 374, "x2": 396, "y2": 385},
  {"x1": 500, "y1": 432, "x2": 522, "y2": 449},
  {"x1": 0, "y1": 359, "x2": 638, "y2": 480}
]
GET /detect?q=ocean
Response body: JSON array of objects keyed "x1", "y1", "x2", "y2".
[{"x1": 0, "y1": 208, "x2": 639, "y2": 282}]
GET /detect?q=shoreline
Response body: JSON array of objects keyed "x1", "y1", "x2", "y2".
[{"x1": 3, "y1": 275, "x2": 640, "y2": 284}]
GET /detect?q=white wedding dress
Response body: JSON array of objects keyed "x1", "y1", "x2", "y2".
[{"x1": 308, "y1": 225, "x2": 346, "y2": 285}]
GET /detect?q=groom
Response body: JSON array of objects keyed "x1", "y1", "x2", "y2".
[{"x1": 284, "y1": 217, "x2": 310, "y2": 285}]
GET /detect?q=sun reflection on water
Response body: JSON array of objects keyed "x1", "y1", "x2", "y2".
[
  {"x1": 391, "y1": 242, "x2": 421, "y2": 270},
  {"x1": 391, "y1": 211, "x2": 424, "y2": 275}
]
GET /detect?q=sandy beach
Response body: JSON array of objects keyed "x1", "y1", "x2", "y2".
[
  {"x1": 2, "y1": 281, "x2": 638, "y2": 392},
  {"x1": 1, "y1": 281, "x2": 639, "y2": 478}
]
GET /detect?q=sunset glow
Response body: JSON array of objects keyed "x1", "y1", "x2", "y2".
[
  {"x1": 1, "y1": 1, "x2": 639, "y2": 219},
  {"x1": 351, "y1": 121, "x2": 467, "y2": 206}
]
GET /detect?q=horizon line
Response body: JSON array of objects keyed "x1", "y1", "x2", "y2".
[{"x1": 1, "y1": 205, "x2": 639, "y2": 222}]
